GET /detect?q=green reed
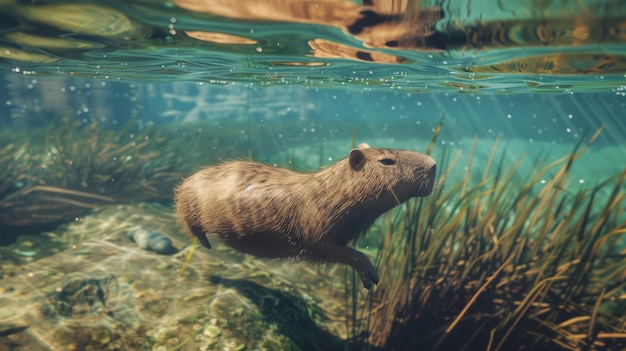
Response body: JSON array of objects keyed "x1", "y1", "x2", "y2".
[{"x1": 356, "y1": 127, "x2": 625, "y2": 350}]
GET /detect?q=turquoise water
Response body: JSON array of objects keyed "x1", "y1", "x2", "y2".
[
  {"x1": 1, "y1": 0, "x2": 626, "y2": 92},
  {"x1": 1, "y1": 1, "x2": 625, "y2": 350}
]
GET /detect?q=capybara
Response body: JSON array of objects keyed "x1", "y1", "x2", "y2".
[{"x1": 174, "y1": 143, "x2": 436, "y2": 289}]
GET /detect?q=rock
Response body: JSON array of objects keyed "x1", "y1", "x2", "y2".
[{"x1": 126, "y1": 226, "x2": 176, "y2": 254}]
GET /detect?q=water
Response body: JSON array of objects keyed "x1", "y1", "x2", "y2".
[
  {"x1": 1, "y1": 0, "x2": 625, "y2": 91},
  {"x1": 0, "y1": 1, "x2": 625, "y2": 350}
]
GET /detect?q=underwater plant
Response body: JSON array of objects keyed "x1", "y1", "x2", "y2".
[
  {"x1": 0, "y1": 118, "x2": 215, "y2": 227},
  {"x1": 352, "y1": 127, "x2": 626, "y2": 350}
]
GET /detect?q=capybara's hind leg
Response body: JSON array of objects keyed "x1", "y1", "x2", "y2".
[{"x1": 189, "y1": 224, "x2": 212, "y2": 249}]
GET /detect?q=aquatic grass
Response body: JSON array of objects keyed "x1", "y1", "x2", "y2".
[
  {"x1": 178, "y1": 237, "x2": 199, "y2": 277},
  {"x1": 362, "y1": 128, "x2": 626, "y2": 350},
  {"x1": 0, "y1": 118, "x2": 219, "y2": 227}
]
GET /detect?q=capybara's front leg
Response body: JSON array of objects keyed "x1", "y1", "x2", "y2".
[{"x1": 306, "y1": 244, "x2": 379, "y2": 289}]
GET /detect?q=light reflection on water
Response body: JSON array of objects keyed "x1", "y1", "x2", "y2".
[{"x1": 0, "y1": 0, "x2": 625, "y2": 92}]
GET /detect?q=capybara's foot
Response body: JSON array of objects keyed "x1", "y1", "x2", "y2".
[
  {"x1": 354, "y1": 250, "x2": 379, "y2": 289},
  {"x1": 188, "y1": 224, "x2": 212, "y2": 249},
  {"x1": 359, "y1": 265, "x2": 380, "y2": 290},
  {"x1": 197, "y1": 233, "x2": 212, "y2": 249}
]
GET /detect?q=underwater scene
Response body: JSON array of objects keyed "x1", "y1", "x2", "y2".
[{"x1": 0, "y1": 0, "x2": 625, "y2": 350}]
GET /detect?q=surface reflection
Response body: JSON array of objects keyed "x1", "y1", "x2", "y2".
[
  {"x1": 173, "y1": 0, "x2": 445, "y2": 60},
  {"x1": 0, "y1": 0, "x2": 625, "y2": 89}
]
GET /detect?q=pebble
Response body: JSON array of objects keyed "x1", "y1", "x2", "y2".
[
  {"x1": 126, "y1": 226, "x2": 175, "y2": 254},
  {"x1": 16, "y1": 250, "x2": 37, "y2": 257},
  {"x1": 204, "y1": 325, "x2": 221, "y2": 338}
]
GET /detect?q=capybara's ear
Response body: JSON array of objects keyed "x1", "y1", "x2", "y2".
[{"x1": 349, "y1": 149, "x2": 366, "y2": 171}]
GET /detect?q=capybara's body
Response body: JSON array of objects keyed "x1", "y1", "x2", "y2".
[{"x1": 174, "y1": 143, "x2": 436, "y2": 289}]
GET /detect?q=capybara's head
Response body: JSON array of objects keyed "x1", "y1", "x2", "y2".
[{"x1": 347, "y1": 143, "x2": 436, "y2": 203}]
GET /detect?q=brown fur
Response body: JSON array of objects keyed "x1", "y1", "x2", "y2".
[{"x1": 174, "y1": 143, "x2": 436, "y2": 289}]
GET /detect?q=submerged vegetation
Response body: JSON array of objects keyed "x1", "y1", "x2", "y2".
[
  {"x1": 0, "y1": 118, "x2": 192, "y2": 226},
  {"x1": 347, "y1": 127, "x2": 626, "y2": 350}
]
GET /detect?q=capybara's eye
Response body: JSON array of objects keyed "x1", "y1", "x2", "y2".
[{"x1": 379, "y1": 158, "x2": 396, "y2": 166}]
